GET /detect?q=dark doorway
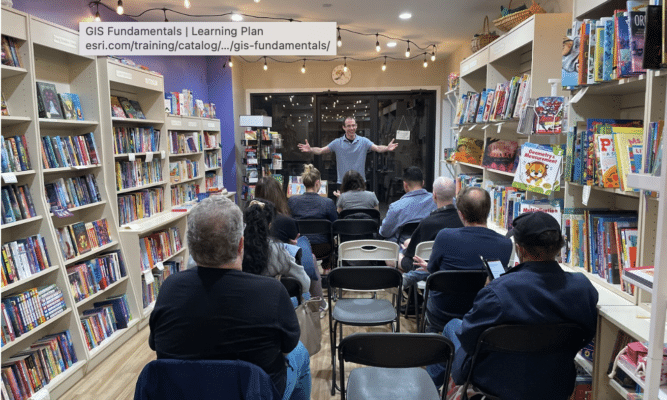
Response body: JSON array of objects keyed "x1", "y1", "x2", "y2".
[{"x1": 250, "y1": 90, "x2": 436, "y2": 209}]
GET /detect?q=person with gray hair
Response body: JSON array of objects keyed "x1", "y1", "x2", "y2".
[{"x1": 149, "y1": 196, "x2": 312, "y2": 399}]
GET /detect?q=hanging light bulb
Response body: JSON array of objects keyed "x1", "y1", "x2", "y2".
[
  {"x1": 228, "y1": 58, "x2": 233, "y2": 67},
  {"x1": 431, "y1": 45, "x2": 436, "y2": 61},
  {"x1": 116, "y1": 0, "x2": 124, "y2": 15},
  {"x1": 382, "y1": 56, "x2": 387, "y2": 71},
  {"x1": 343, "y1": 57, "x2": 347, "y2": 72},
  {"x1": 263, "y1": 57, "x2": 268, "y2": 71},
  {"x1": 405, "y1": 40, "x2": 411, "y2": 58},
  {"x1": 423, "y1": 53, "x2": 428, "y2": 68},
  {"x1": 163, "y1": 8, "x2": 168, "y2": 22},
  {"x1": 301, "y1": 59, "x2": 306, "y2": 74},
  {"x1": 94, "y1": 2, "x2": 101, "y2": 22},
  {"x1": 375, "y1": 33, "x2": 381, "y2": 52},
  {"x1": 337, "y1": 27, "x2": 342, "y2": 47},
  {"x1": 184, "y1": 0, "x2": 191, "y2": 9}
]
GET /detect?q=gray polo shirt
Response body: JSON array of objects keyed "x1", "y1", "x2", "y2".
[{"x1": 327, "y1": 135, "x2": 374, "y2": 183}]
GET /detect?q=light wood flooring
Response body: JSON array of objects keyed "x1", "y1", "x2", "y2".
[{"x1": 60, "y1": 291, "x2": 419, "y2": 400}]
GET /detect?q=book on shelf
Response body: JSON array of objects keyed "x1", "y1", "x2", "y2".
[
  {"x1": 2, "y1": 135, "x2": 31, "y2": 173},
  {"x1": 587, "y1": 19, "x2": 599, "y2": 85},
  {"x1": 581, "y1": 119, "x2": 642, "y2": 186},
  {"x1": 118, "y1": 97, "x2": 138, "y2": 119},
  {"x1": 481, "y1": 138, "x2": 519, "y2": 173},
  {"x1": 36, "y1": 82, "x2": 64, "y2": 119},
  {"x1": 615, "y1": 10, "x2": 634, "y2": 78},
  {"x1": 626, "y1": 1, "x2": 649, "y2": 75},
  {"x1": 577, "y1": 20, "x2": 591, "y2": 85},
  {"x1": 451, "y1": 137, "x2": 484, "y2": 165},
  {"x1": 1, "y1": 35, "x2": 22, "y2": 68},
  {"x1": 512, "y1": 143, "x2": 563, "y2": 195},
  {"x1": 595, "y1": 134, "x2": 621, "y2": 188},
  {"x1": 1, "y1": 91, "x2": 8, "y2": 116},
  {"x1": 623, "y1": 266, "x2": 654, "y2": 290},
  {"x1": 129, "y1": 100, "x2": 146, "y2": 119},
  {"x1": 110, "y1": 96, "x2": 127, "y2": 118},
  {"x1": 612, "y1": 126, "x2": 644, "y2": 191},
  {"x1": 534, "y1": 97, "x2": 566, "y2": 134},
  {"x1": 602, "y1": 17, "x2": 615, "y2": 82},
  {"x1": 593, "y1": 19, "x2": 606, "y2": 82},
  {"x1": 58, "y1": 93, "x2": 77, "y2": 120},
  {"x1": 70, "y1": 93, "x2": 84, "y2": 120},
  {"x1": 1, "y1": 184, "x2": 37, "y2": 223}
]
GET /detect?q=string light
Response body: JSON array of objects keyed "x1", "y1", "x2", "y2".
[
  {"x1": 116, "y1": 0, "x2": 123, "y2": 15},
  {"x1": 405, "y1": 40, "x2": 411, "y2": 58},
  {"x1": 231, "y1": 13, "x2": 243, "y2": 21},
  {"x1": 184, "y1": 0, "x2": 191, "y2": 9},
  {"x1": 375, "y1": 33, "x2": 380, "y2": 52},
  {"x1": 301, "y1": 59, "x2": 306, "y2": 73},
  {"x1": 423, "y1": 53, "x2": 428, "y2": 68},
  {"x1": 263, "y1": 56, "x2": 268, "y2": 70},
  {"x1": 382, "y1": 56, "x2": 387, "y2": 71},
  {"x1": 343, "y1": 57, "x2": 347, "y2": 72},
  {"x1": 228, "y1": 58, "x2": 233, "y2": 67},
  {"x1": 431, "y1": 45, "x2": 436, "y2": 61},
  {"x1": 162, "y1": 8, "x2": 168, "y2": 22},
  {"x1": 94, "y1": 2, "x2": 101, "y2": 21},
  {"x1": 337, "y1": 27, "x2": 342, "y2": 47}
]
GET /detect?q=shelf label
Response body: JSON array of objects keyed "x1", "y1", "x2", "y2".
[
  {"x1": 468, "y1": 124, "x2": 477, "y2": 131},
  {"x1": 156, "y1": 261, "x2": 164, "y2": 271},
  {"x1": 481, "y1": 124, "x2": 490, "y2": 130},
  {"x1": 161, "y1": 150, "x2": 166, "y2": 159},
  {"x1": 207, "y1": 122, "x2": 215, "y2": 128},
  {"x1": 1, "y1": 172, "x2": 17, "y2": 183},
  {"x1": 497, "y1": 123, "x2": 504, "y2": 134},
  {"x1": 145, "y1": 77, "x2": 158, "y2": 86},
  {"x1": 128, "y1": 153, "x2": 136, "y2": 161},
  {"x1": 570, "y1": 87, "x2": 588, "y2": 104},
  {"x1": 145, "y1": 152, "x2": 154, "y2": 162},
  {"x1": 73, "y1": 165, "x2": 88, "y2": 170},
  {"x1": 582, "y1": 185, "x2": 591, "y2": 206},
  {"x1": 492, "y1": 43, "x2": 506, "y2": 55},
  {"x1": 143, "y1": 269, "x2": 155, "y2": 284},
  {"x1": 458, "y1": 127, "x2": 464, "y2": 133},
  {"x1": 188, "y1": 121, "x2": 197, "y2": 127},
  {"x1": 115, "y1": 69, "x2": 133, "y2": 80},
  {"x1": 53, "y1": 34, "x2": 76, "y2": 49},
  {"x1": 171, "y1": 120, "x2": 182, "y2": 126}
]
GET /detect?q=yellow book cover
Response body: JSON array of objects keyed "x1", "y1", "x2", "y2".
[
  {"x1": 612, "y1": 127, "x2": 643, "y2": 191},
  {"x1": 594, "y1": 20, "x2": 605, "y2": 82}
]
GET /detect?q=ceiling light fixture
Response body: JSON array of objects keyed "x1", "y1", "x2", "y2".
[
  {"x1": 375, "y1": 33, "x2": 380, "y2": 52},
  {"x1": 228, "y1": 58, "x2": 233, "y2": 67},
  {"x1": 337, "y1": 27, "x2": 342, "y2": 47},
  {"x1": 399, "y1": 12, "x2": 412, "y2": 19},
  {"x1": 343, "y1": 57, "x2": 347, "y2": 72},
  {"x1": 301, "y1": 59, "x2": 306, "y2": 73},
  {"x1": 116, "y1": 0, "x2": 123, "y2": 15},
  {"x1": 94, "y1": 2, "x2": 101, "y2": 21},
  {"x1": 184, "y1": 0, "x2": 191, "y2": 9},
  {"x1": 431, "y1": 45, "x2": 436, "y2": 61},
  {"x1": 162, "y1": 8, "x2": 168, "y2": 22},
  {"x1": 423, "y1": 53, "x2": 428, "y2": 68},
  {"x1": 387, "y1": 41, "x2": 397, "y2": 48},
  {"x1": 263, "y1": 57, "x2": 268, "y2": 70},
  {"x1": 405, "y1": 40, "x2": 411, "y2": 58},
  {"x1": 382, "y1": 56, "x2": 387, "y2": 71},
  {"x1": 231, "y1": 13, "x2": 243, "y2": 21}
]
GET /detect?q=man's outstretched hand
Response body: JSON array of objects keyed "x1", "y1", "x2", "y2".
[
  {"x1": 387, "y1": 139, "x2": 398, "y2": 151},
  {"x1": 298, "y1": 139, "x2": 311, "y2": 153}
]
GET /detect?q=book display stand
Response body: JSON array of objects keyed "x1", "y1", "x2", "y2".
[{"x1": 239, "y1": 115, "x2": 279, "y2": 206}]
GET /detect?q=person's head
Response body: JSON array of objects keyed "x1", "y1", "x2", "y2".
[
  {"x1": 301, "y1": 164, "x2": 321, "y2": 190},
  {"x1": 271, "y1": 214, "x2": 299, "y2": 244},
  {"x1": 342, "y1": 116, "x2": 357, "y2": 140},
  {"x1": 455, "y1": 186, "x2": 491, "y2": 225},
  {"x1": 255, "y1": 176, "x2": 290, "y2": 215},
  {"x1": 511, "y1": 211, "x2": 564, "y2": 261},
  {"x1": 340, "y1": 169, "x2": 366, "y2": 193},
  {"x1": 432, "y1": 177, "x2": 456, "y2": 207},
  {"x1": 402, "y1": 166, "x2": 425, "y2": 192},
  {"x1": 242, "y1": 199, "x2": 276, "y2": 274},
  {"x1": 187, "y1": 196, "x2": 243, "y2": 268}
]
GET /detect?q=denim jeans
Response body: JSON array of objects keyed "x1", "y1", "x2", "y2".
[
  {"x1": 426, "y1": 318, "x2": 463, "y2": 388},
  {"x1": 402, "y1": 270, "x2": 429, "y2": 288},
  {"x1": 283, "y1": 341, "x2": 312, "y2": 400}
]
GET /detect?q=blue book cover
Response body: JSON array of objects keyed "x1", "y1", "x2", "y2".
[
  {"x1": 562, "y1": 21, "x2": 582, "y2": 88},
  {"x1": 69, "y1": 93, "x2": 84, "y2": 120},
  {"x1": 476, "y1": 89, "x2": 489, "y2": 123},
  {"x1": 617, "y1": 12, "x2": 634, "y2": 77},
  {"x1": 602, "y1": 18, "x2": 615, "y2": 81}
]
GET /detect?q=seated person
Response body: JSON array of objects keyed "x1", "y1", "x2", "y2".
[
  {"x1": 400, "y1": 177, "x2": 463, "y2": 288},
  {"x1": 415, "y1": 186, "x2": 512, "y2": 333},
  {"x1": 149, "y1": 196, "x2": 311, "y2": 400},
  {"x1": 288, "y1": 164, "x2": 337, "y2": 268},
  {"x1": 428, "y1": 211, "x2": 598, "y2": 400},
  {"x1": 335, "y1": 169, "x2": 379, "y2": 213},
  {"x1": 255, "y1": 176, "x2": 292, "y2": 216},
  {"x1": 379, "y1": 166, "x2": 436, "y2": 244},
  {"x1": 271, "y1": 213, "x2": 324, "y2": 302},
  {"x1": 243, "y1": 200, "x2": 311, "y2": 295}
]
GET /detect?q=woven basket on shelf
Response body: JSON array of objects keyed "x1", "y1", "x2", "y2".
[
  {"x1": 471, "y1": 16, "x2": 499, "y2": 53},
  {"x1": 493, "y1": 0, "x2": 546, "y2": 32}
]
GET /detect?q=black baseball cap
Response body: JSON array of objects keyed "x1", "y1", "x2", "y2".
[{"x1": 511, "y1": 211, "x2": 561, "y2": 245}]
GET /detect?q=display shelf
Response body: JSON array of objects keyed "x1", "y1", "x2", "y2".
[
  {"x1": 42, "y1": 164, "x2": 102, "y2": 174},
  {"x1": 616, "y1": 356, "x2": 667, "y2": 400},
  {"x1": 627, "y1": 174, "x2": 661, "y2": 193},
  {"x1": 142, "y1": 302, "x2": 155, "y2": 319},
  {"x1": 1, "y1": 64, "x2": 28, "y2": 78},
  {"x1": 38, "y1": 118, "x2": 99, "y2": 129},
  {"x1": 205, "y1": 166, "x2": 221, "y2": 172},
  {"x1": 162, "y1": 246, "x2": 187, "y2": 264},
  {"x1": 169, "y1": 151, "x2": 203, "y2": 158},
  {"x1": 0, "y1": 309, "x2": 72, "y2": 353},
  {"x1": 1, "y1": 115, "x2": 31, "y2": 126},
  {"x1": 114, "y1": 151, "x2": 162, "y2": 159},
  {"x1": 568, "y1": 182, "x2": 641, "y2": 198},
  {"x1": 119, "y1": 211, "x2": 186, "y2": 235},
  {"x1": 172, "y1": 175, "x2": 201, "y2": 185},
  {"x1": 575, "y1": 74, "x2": 648, "y2": 97},
  {"x1": 117, "y1": 180, "x2": 168, "y2": 194},
  {"x1": 111, "y1": 117, "x2": 164, "y2": 125},
  {"x1": 73, "y1": 275, "x2": 129, "y2": 310},
  {"x1": 0, "y1": 214, "x2": 43, "y2": 229},
  {"x1": 49, "y1": 200, "x2": 107, "y2": 216},
  {"x1": 485, "y1": 168, "x2": 516, "y2": 178},
  {"x1": 575, "y1": 353, "x2": 594, "y2": 376},
  {"x1": 87, "y1": 318, "x2": 141, "y2": 360},
  {"x1": 0, "y1": 265, "x2": 60, "y2": 295},
  {"x1": 455, "y1": 161, "x2": 484, "y2": 170},
  {"x1": 62, "y1": 240, "x2": 119, "y2": 267},
  {"x1": 608, "y1": 378, "x2": 634, "y2": 399},
  {"x1": 0, "y1": 169, "x2": 35, "y2": 179},
  {"x1": 40, "y1": 360, "x2": 87, "y2": 400}
]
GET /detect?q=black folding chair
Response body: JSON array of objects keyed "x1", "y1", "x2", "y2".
[
  {"x1": 461, "y1": 323, "x2": 589, "y2": 400},
  {"x1": 338, "y1": 332, "x2": 454, "y2": 400},
  {"x1": 280, "y1": 276, "x2": 302, "y2": 306},
  {"x1": 296, "y1": 219, "x2": 333, "y2": 268},
  {"x1": 420, "y1": 270, "x2": 487, "y2": 333},
  {"x1": 327, "y1": 266, "x2": 402, "y2": 395},
  {"x1": 396, "y1": 221, "x2": 420, "y2": 245},
  {"x1": 338, "y1": 208, "x2": 382, "y2": 227}
]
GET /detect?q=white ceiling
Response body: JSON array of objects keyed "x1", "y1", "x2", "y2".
[{"x1": 115, "y1": 0, "x2": 506, "y2": 60}]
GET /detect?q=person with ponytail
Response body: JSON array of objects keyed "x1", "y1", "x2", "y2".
[
  {"x1": 287, "y1": 164, "x2": 337, "y2": 268},
  {"x1": 242, "y1": 199, "x2": 310, "y2": 295}
]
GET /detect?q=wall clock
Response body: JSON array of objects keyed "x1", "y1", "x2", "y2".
[{"x1": 332, "y1": 64, "x2": 351, "y2": 85}]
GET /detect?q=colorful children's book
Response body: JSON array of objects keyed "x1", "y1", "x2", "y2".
[
  {"x1": 451, "y1": 137, "x2": 484, "y2": 165},
  {"x1": 513, "y1": 142, "x2": 563, "y2": 195},
  {"x1": 118, "y1": 97, "x2": 137, "y2": 119},
  {"x1": 612, "y1": 126, "x2": 644, "y2": 190},
  {"x1": 626, "y1": 1, "x2": 649, "y2": 74},
  {"x1": 594, "y1": 19, "x2": 606, "y2": 82},
  {"x1": 602, "y1": 17, "x2": 615, "y2": 81},
  {"x1": 562, "y1": 20, "x2": 583, "y2": 88},
  {"x1": 534, "y1": 97, "x2": 565, "y2": 134},
  {"x1": 476, "y1": 89, "x2": 489, "y2": 123},
  {"x1": 481, "y1": 138, "x2": 519, "y2": 172},
  {"x1": 1, "y1": 92, "x2": 8, "y2": 116},
  {"x1": 129, "y1": 100, "x2": 146, "y2": 119},
  {"x1": 70, "y1": 222, "x2": 91, "y2": 254},
  {"x1": 595, "y1": 134, "x2": 620, "y2": 188},
  {"x1": 36, "y1": 81, "x2": 64, "y2": 119},
  {"x1": 583, "y1": 119, "x2": 643, "y2": 186},
  {"x1": 587, "y1": 19, "x2": 598, "y2": 84},
  {"x1": 70, "y1": 93, "x2": 84, "y2": 120},
  {"x1": 58, "y1": 93, "x2": 76, "y2": 120},
  {"x1": 578, "y1": 20, "x2": 590, "y2": 85},
  {"x1": 616, "y1": 11, "x2": 634, "y2": 77},
  {"x1": 110, "y1": 96, "x2": 126, "y2": 118}
]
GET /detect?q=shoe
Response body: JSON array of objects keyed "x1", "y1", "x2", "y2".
[{"x1": 319, "y1": 299, "x2": 329, "y2": 318}]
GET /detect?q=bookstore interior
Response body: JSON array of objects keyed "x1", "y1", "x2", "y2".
[{"x1": 1, "y1": 0, "x2": 667, "y2": 399}]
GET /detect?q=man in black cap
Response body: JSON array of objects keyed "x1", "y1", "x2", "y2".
[{"x1": 427, "y1": 211, "x2": 599, "y2": 400}]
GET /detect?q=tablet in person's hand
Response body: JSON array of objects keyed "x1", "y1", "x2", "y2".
[{"x1": 480, "y1": 255, "x2": 507, "y2": 280}]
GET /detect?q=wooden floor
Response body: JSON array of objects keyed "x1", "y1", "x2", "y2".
[{"x1": 61, "y1": 291, "x2": 419, "y2": 400}]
